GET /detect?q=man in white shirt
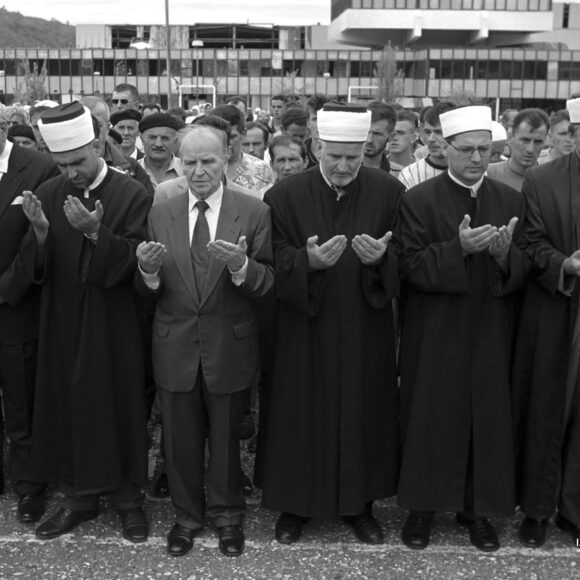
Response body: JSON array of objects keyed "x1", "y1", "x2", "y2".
[{"x1": 137, "y1": 124, "x2": 274, "y2": 558}]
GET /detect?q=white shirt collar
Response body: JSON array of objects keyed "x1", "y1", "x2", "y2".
[
  {"x1": 0, "y1": 140, "x2": 14, "y2": 175},
  {"x1": 447, "y1": 169, "x2": 484, "y2": 198},
  {"x1": 188, "y1": 183, "x2": 224, "y2": 213},
  {"x1": 84, "y1": 159, "x2": 108, "y2": 197}
]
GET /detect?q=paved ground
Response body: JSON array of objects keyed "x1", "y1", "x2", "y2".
[{"x1": 1, "y1": 432, "x2": 579, "y2": 580}]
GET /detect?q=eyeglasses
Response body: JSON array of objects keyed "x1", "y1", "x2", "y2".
[
  {"x1": 448, "y1": 142, "x2": 492, "y2": 158},
  {"x1": 111, "y1": 98, "x2": 129, "y2": 105}
]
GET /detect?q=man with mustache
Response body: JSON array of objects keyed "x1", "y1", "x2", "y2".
[{"x1": 138, "y1": 113, "x2": 184, "y2": 188}]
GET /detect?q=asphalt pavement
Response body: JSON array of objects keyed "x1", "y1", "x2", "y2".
[{"x1": 1, "y1": 431, "x2": 579, "y2": 580}]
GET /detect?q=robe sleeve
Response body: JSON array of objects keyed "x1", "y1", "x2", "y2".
[
  {"x1": 360, "y1": 246, "x2": 399, "y2": 309},
  {"x1": 85, "y1": 191, "x2": 152, "y2": 289},
  {"x1": 521, "y1": 173, "x2": 568, "y2": 297},
  {"x1": 265, "y1": 190, "x2": 326, "y2": 317},
  {"x1": 399, "y1": 194, "x2": 470, "y2": 294},
  {"x1": 488, "y1": 200, "x2": 528, "y2": 297}
]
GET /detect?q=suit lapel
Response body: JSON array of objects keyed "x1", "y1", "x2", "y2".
[
  {"x1": 0, "y1": 148, "x2": 25, "y2": 220},
  {"x1": 167, "y1": 192, "x2": 200, "y2": 306},
  {"x1": 200, "y1": 188, "x2": 242, "y2": 307}
]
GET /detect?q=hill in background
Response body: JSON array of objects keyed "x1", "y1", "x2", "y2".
[{"x1": 0, "y1": 7, "x2": 75, "y2": 48}]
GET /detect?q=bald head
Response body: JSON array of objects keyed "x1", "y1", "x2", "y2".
[
  {"x1": 81, "y1": 97, "x2": 110, "y2": 146},
  {"x1": 180, "y1": 125, "x2": 228, "y2": 158}
]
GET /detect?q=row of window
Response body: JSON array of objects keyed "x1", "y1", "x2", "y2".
[
  {"x1": 332, "y1": 0, "x2": 551, "y2": 17},
  {"x1": 3, "y1": 57, "x2": 580, "y2": 81}
]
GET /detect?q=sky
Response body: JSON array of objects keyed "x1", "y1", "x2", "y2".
[{"x1": 1, "y1": 0, "x2": 330, "y2": 26}]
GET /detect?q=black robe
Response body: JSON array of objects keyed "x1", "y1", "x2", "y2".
[
  {"x1": 23, "y1": 168, "x2": 152, "y2": 494},
  {"x1": 397, "y1": 173, "x2": 526, "y2": 516},
  {"x1": 512, "y1": 153, "x2": 580, "y2": 520},
  {"x1": 258, "y1": 166, "x2": 403, "y2": 519}
]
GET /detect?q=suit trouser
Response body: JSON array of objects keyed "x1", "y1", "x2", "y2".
[
  {"x1": 160, "y1": 373, "x2": 247, "y2": 531},
  {"x1": 0, "y1": 339, "x2": 45, "y2": 496}
]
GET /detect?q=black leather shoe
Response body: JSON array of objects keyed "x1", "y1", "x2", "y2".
[
  {"x1": 167, "y1": 523, "x2": 195, "y2": 557},
  {"x1": 275, "y1": 512, "x2": 310, "y2": 544},
  {"x1": 218, "y1": 524, "x2": 245, "y2": 557},
  {"x1": 456, "y1": 514, "x2": 499, "y2": 552},
  {"x1": 342, "y1": 512, "x2": 384, "y2": 545},
  {"x1": 153, "y1": 472, "x2": 170, "y2": 498},
  {"x1": 36, "y1": 507, "x2": 99, "y2": 539},
  {"x1": 18, "y1": 492, "x2": 46, "y2": 524},
  {"x1": 401, "y1": 513, "x2": 432, "y2": 550},
  {"x1": 518, "y1": 517, "x2": 547, "y2": 548},
  {"x1": 556, "y1": 514, "x2": 580, "y2": 540},
  {"x1": 119, "y1": 507, "x2": 149, "y2": 543}
]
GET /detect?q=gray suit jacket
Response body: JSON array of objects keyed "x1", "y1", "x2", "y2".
[{"x1": 145, "y1": 185, "x2": 274, "y2": 394}]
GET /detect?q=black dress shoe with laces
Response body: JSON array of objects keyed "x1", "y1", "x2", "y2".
[
  {"x1": 275, "y1": 512, "x2": 310, "y2": 544},
  {"x1": 18, "y1": 492, "x2": 46, "y2": 524},
  {"x1": 401, "y1": 512, "x2": 432, "y2": 549},
  {"x1": 218, "y1": 524, "x2": 245, "y2": 557},
  {"x1": 556, "y1": 514, "x2": 580, "y2": 540},
  {"x1": 342, "y1": 511, "x2": 384, "y2": 545},
  {"x1": 518, "y1": 517, "x2": 547, "y2": 548},
  {"x1": 167, "y1": 523, "x2": 196, "y2": 557},
  {"x1": 36, "y1": 507, "x2": 99, "y2": 539},
  {"x1": 118, "y1": 507, "x2": 149, "y2": 543},
  {"x1": 456, "y1": 514, "x2": 500, "y2": 552}
]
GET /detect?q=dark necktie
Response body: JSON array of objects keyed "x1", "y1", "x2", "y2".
[{"x1": 190, "y1": 199, "x2": 210, "y2": 296}]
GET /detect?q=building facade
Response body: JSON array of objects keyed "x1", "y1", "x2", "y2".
[{"x1": 0, "y1": 5, "x2": 579, "y2": 111}]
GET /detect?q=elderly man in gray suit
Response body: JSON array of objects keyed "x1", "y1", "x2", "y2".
[{"x1": 137, "y1": 124, "x2": 274, "y2": 558}]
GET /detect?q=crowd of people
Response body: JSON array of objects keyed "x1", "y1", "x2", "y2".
[{"x1": 1, "y1": 81, "x2": 580, "y2": 560}]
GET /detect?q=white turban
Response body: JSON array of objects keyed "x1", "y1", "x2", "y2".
[
  {"x1": 440, "y1": 106, "x2": 492, "y2": 139},
  {"x1": 566, "y1": 98, "x2": 580, "y2": 124},
  {"x1": 318, "y1": 105, "x2": 372, "y2": 142},
  {"x1": 38, "y1": 101, "x2": 95, "y2": 153}
]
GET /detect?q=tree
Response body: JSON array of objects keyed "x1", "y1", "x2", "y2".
[
  {"x1": 374, "y1": 44, "x2": 404, "y2": 103},
  {"x1": 14, "y1": 59, "x2": 48, "y2": 105}
]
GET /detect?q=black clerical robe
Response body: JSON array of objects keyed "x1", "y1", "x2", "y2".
[
  {"x1": 259, "y1": 166, "x2": 403, "y2": 518},
  {"x1": 23, "y1": 168, "x2": 152, "y2": 493},
  {"x1": 512, "y1": 153, "x2": 580, "y2": 522},
  {"x1": 397, "y1": 172, "x2": 526, "y2": 516}
]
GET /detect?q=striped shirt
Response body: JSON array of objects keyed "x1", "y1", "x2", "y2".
[{"x1": 398, "y1": 157, "x2": 447, "y2": 191}]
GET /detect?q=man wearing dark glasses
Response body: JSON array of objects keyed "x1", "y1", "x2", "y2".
[{"x1": 110, "y1": 83, "x2": 140, "y2": 115}]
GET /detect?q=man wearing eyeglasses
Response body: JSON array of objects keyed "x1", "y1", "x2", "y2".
[
  {"x1": 398, "y1": 106, "x2": 526, "y2": 553},
  {"x1": 110, "y1": 83, "x2": 140, "y2": 115},
  {"x1": 512, "y1": 97, "x2": 580, "y2": 548}
]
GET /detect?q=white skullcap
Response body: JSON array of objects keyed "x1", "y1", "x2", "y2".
[
  {"x1": 566, "y1": 98, "x2": 580, "y2": 123},
  {"x1": 491, "y1": 121, "x2": 507, "y2": 143},
  {"x1": 34, "y1": 99, "x2": 59, "y2": 109},
  {"x1": 440, "y1": 106, "x2": 492, "y2": 138},
  {"x1": 38, "y1": 101, "x2": 95, "y2": 153},
  {"x1": 318, "y1": 104, "x2": 371, "y2": 142}
]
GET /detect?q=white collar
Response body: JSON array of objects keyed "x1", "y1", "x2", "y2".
[
  {"x1": 447, "y1": 169, "x2": 484, "y2": 198},
  {"x1": 188, "y1": 183, "x2": 224, "y2": 213},
  {"x1": 84, "y1": 159, "x2": 108, "y2": 197},
  {"x1": 0, "y1": 140, "x2": 14, "y2": 174}
]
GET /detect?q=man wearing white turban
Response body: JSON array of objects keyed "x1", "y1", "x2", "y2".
[
  {"x1": 257, "y1": 104, "x2": 405, "y2": 545},
  {"x1": 512, "y1": 96, "x2": 580, "y2": 548},
  {"x1": 397, "y1": 105, "x2": 527, "y2": 552}
]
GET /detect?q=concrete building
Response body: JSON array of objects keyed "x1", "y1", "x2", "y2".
[{"x1": 0, "y1": 4, "x2": 579, "y2": 111}]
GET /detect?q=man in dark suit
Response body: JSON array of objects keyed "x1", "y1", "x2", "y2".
[
  {"x1": 0, "y1": 109, "x2": 59, "y2": 522},
  {"x1": 137, "y1": 123, "x2": 274, "y2": 558}
]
